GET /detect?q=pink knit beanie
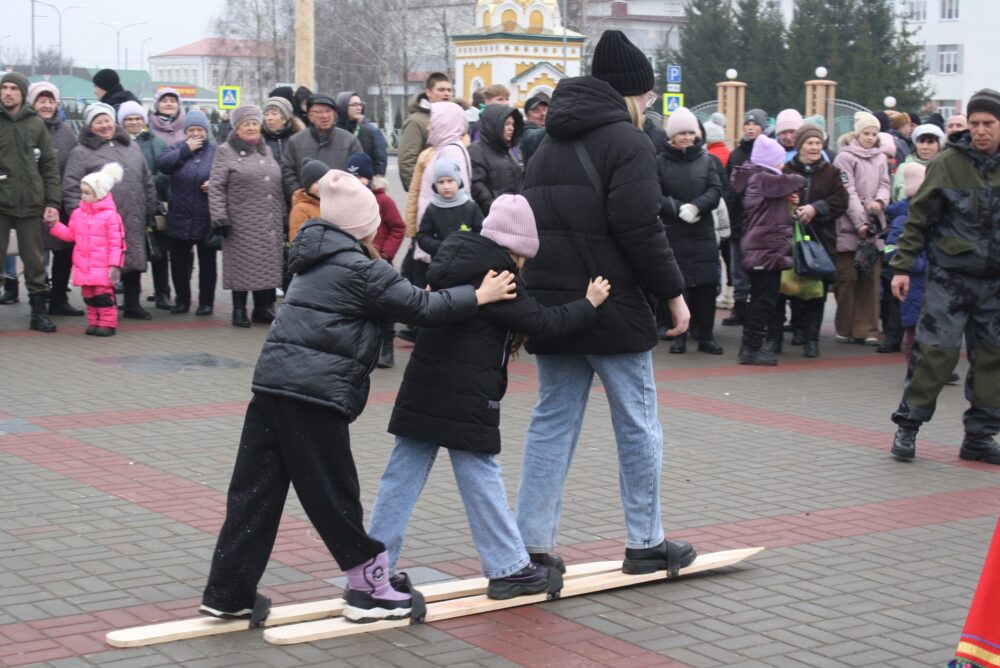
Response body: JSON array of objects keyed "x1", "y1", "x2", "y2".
[
  {"x1": 878, "y1": 132, "x2": 897, "y2": 158},
  {"x1": 902, "y1": 162, "x2": 927, "y2": 199},
  {"x1": 750, "y1": 135, "x2": 786, "y2": 171},
  {"x1": 666, "y1": 107, "x2": 699, "y2": 138},
  {"x1": 318, "y1": 170, "x2": 380, "y2": 241},
  {"x1": 481, "y1": 194, "x2": 539, "y2": 259},
  {"x1": 775, "y1": 109, "x2": 804, "y2": 135}
]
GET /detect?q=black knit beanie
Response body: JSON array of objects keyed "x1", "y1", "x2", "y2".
[
  {"x1": 590, "y1": 30, "x2": 654, "y2": 97},
  {"x1": 968, "y1": 89, "x2": 1000, "y2": 121},
  {"x1": 873, "y1": 111, "x2": 891, "y2": 133},
  {"x1": 92, "y1": 68, "x2": 121, "y2": 91},
  {"x1": 300, "y1": 158, "x2": 330, "y2": 192}
]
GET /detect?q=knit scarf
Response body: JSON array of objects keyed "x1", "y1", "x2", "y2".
[{"x1": 431, "y1": 187, "x2": 471, "y2": 209}]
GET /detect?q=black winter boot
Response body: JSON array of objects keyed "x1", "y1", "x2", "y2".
[
  {"x1": 232, "y1": 291, "x2": 251, "y2": 328},
  {"x1": 891, "y1": 425, "x2": 918, "y2": 460},
  {"x1": 791, "y1": 328, "x2": 806, "y2": 346},
  {"x1": 738, "y1": 328, "x2": 777, "y2": 366},
  {"x1": 803, "y1": 308, "x2": 823, "y2": 358},
  {"x1": 28, "y1": 293, "x2": 57, "y2": 332},
  {"x1": 722, "y1": 300, "x2": 746, "y2": 326},
  {"x1": 48, "y1": 291, "x2": 84, "y2": 316},
  {"x1": 762, "y1": 337, "x2": 783, "y2": 355},
  {"x1": 669, "y1": 332, "x2": 687, "y2": 354},
  {"x1": 0, "y1": 277, "x2": 19, "y2": 304},
  {"x1": 959, "y1": 435, "x2": 1000, "y2": 464},
  {"x1": 487, "y1": 563, "x2": 562, "y2": 600},
  {"x1": 251, "y1": 290, "x2": 275, "y2": 324}
]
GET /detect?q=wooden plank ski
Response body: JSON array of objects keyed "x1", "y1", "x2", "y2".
[
  {"x1": 265, "y1": 547, "x2": 764, "y2": 645},
  {"x1": 105, "y1": 559, "x2": 621, "y2": 648}
]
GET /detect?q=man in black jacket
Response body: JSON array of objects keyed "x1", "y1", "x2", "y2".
[
  {"x1": 515, "y1": 30, "x2": 697, "y2": 578},
  {"x1": 91, "y1": 69, "x2": 139, "y2": 111}
]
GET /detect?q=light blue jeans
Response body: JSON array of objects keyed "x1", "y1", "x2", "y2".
[
  {"x1": 368, "y1": 436, "x2": 530, "y2": 579},
  {"x1": 515, "y1": 352, "x2": 665, "y2": 552}
]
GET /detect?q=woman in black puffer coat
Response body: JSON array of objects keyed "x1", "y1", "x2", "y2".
[
  {"x1": 468, "y1": 105, "x2": 524, "y2": 215},
  {"x1": 370, "y1": 196, "x2": 606, "y2": 596},
  {"x1": 656, "y1": 107, "x2": 723, "y2": 354}
]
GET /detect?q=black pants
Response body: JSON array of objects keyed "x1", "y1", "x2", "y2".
[
  {"x1": 880, "y1": 274, "x2": 902, "y2": 344},
  {"x1": 769, "y1": 295, "x2": 806, "y2": 340},
  {"x1": 719, "y1": 239, "x2": 732, "y2": 287},
  {"x1": 151, "y1": 230, "x2": 171, "y2": 297},
  {"x1": 49, "y1": 247, "x2": 74, "y2": 305},
  {"x1": 121, "y1": 270, "x2": 143, "y2": 310},
  {"x1": 743, "y1": 269, "x2": 781, "y2": 347},
  {"x1": 169, "y1": 237, "x2": 217, "y2": 307},
  {"x1": 202, "y1": 393, "x2": 385, "y2": 610},
  {"x1": 685, "y1": 283, "x2": 718, "y2": 342}
]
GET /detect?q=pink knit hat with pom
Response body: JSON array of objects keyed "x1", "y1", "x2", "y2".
[
  {"x1": 902, "y1": 162, "x2": 927, "y2": 199},
  {"x1": 318, "y1": 170, "x2": 380, "y2": 241},
  {"x1": 481, "y1": 194, "x2": 539, "y2": 259}
]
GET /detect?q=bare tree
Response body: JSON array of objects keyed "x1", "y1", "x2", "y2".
[{"x1": 211, "y1": 0, "x2": 293, "y2": 103}]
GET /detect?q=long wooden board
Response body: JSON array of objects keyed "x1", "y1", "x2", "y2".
[
  {"x1": 105, "y1": 560, "x2": 622, "y2": 648},
  {"x1": 264, "y1": 547, "x2": 764, "y2": 645}
]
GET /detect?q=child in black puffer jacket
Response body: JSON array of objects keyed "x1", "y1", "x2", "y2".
[
  {"x1": 368, "y1": 194, "x2": 610, "y2": 601},
  {"x1": 200, "y1": 170, "x2": 518, "y2": 625}
]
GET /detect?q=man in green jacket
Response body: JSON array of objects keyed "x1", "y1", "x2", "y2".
[
  {"x1": 0, "y1": 71, "x2": 60, "y2": 332},
  {"x1": 889, "y1": 89, "x2": 1000, "y2": 464}
]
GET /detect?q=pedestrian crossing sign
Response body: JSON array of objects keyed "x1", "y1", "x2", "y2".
[
  {"x1": 218, "y1": 86, "x2": 241, "y2": 110},
  {"x1": 663, "y1": 93, "x2": 685, "y2": 116}
]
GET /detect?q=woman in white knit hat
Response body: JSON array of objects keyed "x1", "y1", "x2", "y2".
[
  {"x1": 201, "y1": 170, "x2": 520, "y2": 625},
  {"x1": 655, "y1": 107, "x2": 724, "y2": 354},
  {"x1": 63, "y1": 102, "x2": 157, "y2": 319},
  {"x1": 831, "y1": 111, "x2": 892, "y2": 345}
]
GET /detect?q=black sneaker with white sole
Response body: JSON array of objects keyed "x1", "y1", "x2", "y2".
[
  {"x1": 199, "y1": 593, "x2": 271, "y2": 627},
  {"x1": 487, "y1": 563, "x2": 563, "y2": 600}
]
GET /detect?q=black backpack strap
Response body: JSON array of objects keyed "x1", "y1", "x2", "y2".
[{"x1": 574, "y1": 141, "x2": 604, "y2": 199}]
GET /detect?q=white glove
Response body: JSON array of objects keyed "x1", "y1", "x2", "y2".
[{"x1": 679, "y1": 203, "x2": 700, "y2": 223}]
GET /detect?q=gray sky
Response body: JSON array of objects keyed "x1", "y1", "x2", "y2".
[{"x1": 5, "y1": 0, "x2": 226, "y2": 71}]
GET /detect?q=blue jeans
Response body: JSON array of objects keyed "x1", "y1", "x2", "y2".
[
  {"x1": 515, "y1": 352, "x2": 665, "y2": 552},
  {"x1": 368, "y1": 436, "x2": 530, "y2": 579}
]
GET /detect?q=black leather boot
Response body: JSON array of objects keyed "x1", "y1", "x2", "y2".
[
  {"x1": 762, "y1": 337, "x2": 783, "y2": 355},
  {"x1": 891, "y1": 425, "x2": 918, "y2": 460},
  {"x1": 669, "y1": 332, "x2": 687, "y2": 354},
  {"x1": 959, "y1": 435, "x2": 1000, "y2": 464},
  {"x1": 48, "y1": 291, "x2": 84, "y2": 316},
  {"x1": 232, "y1": 291, "x2": 251, "y2": 328},
  {"x1": 251, "y1": 290, "x2": 275, "y2": 324},
  {"x1": 622, "y1": 540, "x2": 697, "y2": 576},
  {"x1": 738, "y1": 329, "x2": 777, "y2": 366},
  {"x1": 28, "y1": 293, "x2": 57, "y2": 332},
  {"x1": 803, "y1": 307, "x2": 823, "y2": 358}
]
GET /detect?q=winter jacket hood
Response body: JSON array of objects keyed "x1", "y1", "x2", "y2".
[
  {"x1": 287, "y1": 217, "x2": 360, "y2": 274},
  {"x1": 334, "y1": 91, "x2": 359, "y2": 129},
  {"x1": 478, "y1": 104, "x2": 524, "y2": 152},
  {"x1": 427, "y1": 101, "x2": 467, "y2": 148},
  {"x1": 544, "y1": 76, "x2": 631, "y2": 141}
]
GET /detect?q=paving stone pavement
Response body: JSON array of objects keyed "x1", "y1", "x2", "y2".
[{"x1": 1, "y1": 170, "x2": 996, "y2": 667}]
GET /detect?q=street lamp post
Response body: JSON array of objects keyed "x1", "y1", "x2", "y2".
[
  {"x1": 34, "y1": 1, "x2": 88, "y2": 77},
  {"x1": 96, "y1": 21, "x2": 145, "y2": 70},
  {"x1": 140, "y1": 37, "x2": 152, "y2": 74}
]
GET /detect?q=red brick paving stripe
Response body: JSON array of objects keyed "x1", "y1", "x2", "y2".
[
  {"x1": 659, "y1": 389, "x2": 994, "y2": 466},
  {"x1": 0, "y1": 318, "x2": 231, "y2": 338}
]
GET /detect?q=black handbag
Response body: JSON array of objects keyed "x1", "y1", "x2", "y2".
[
  {"x1": 145, "y1": 221, "x2": 163, "y2": 262},
  {"x1": 793, "y1": 219, "x2": 836, "y2": 279},
  {"x1": 853, "y1": 238, "x2": 881, "y2": 273}
]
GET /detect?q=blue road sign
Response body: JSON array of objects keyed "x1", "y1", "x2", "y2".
[{"x1": 667, "y1": 65, "x2": 682, "y2": 84}]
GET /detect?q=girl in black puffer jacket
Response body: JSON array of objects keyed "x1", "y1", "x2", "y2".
[
  {"x1": 368, "y1": 194, "x2": 609, "y2": 601},
  {"x1": 201, "y1": 171, "x2": 518, "y2": 626}
]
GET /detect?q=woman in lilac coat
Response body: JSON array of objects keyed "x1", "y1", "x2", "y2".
[{"x1": 832, "y1": 112, "x2": 891, "y2": 346}]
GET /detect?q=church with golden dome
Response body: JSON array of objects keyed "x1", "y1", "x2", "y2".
[{"x1": 452, "y1": 0, "x2": 585, "y2": 107}]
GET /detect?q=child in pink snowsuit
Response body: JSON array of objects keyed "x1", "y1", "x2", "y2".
[{"x1": 48, "y1": 163, "x2": 126, "y2": 336}]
